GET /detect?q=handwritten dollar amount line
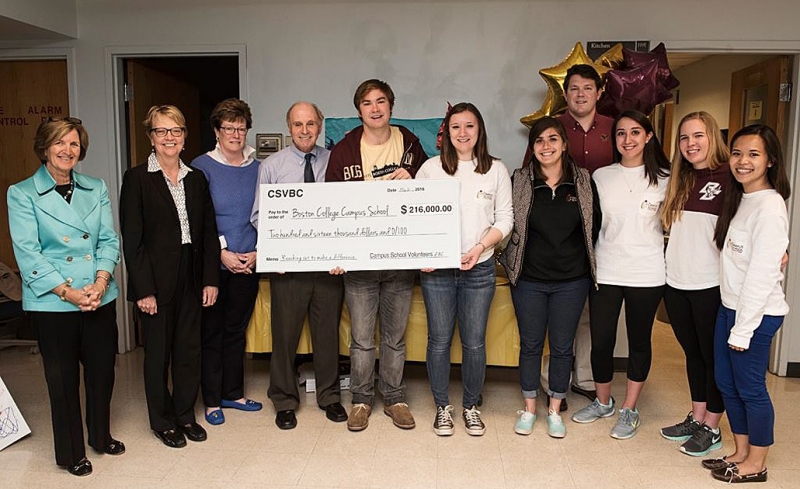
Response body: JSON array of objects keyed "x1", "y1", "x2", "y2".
[
  {"x1": 400, "y1": 204, "x2": 453, "y2": 215},
  {"x1": 266, "y1": 226, "x2": 446, "y2": 239}
]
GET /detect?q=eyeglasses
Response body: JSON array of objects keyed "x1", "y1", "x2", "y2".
[
  {"x1": 150, "y1": 127, "x2": 185, "y2": 137},
  {"x1": 47, "y1": 116, "x2": 83, "y2": 125},
  {"x1": 219, "y1": 126, "x2": 248, "y2": 135}
]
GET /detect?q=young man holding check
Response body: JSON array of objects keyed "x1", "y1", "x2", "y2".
[{"x1": 326, "y1": 79, "x2": 427, "y2": 431}]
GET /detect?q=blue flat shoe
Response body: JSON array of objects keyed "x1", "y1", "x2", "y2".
[
  {"x1": 220, "y1": 399, "x2": 263, "y2": 412},
  {"x1": 205, "y1": 408, "x2": 225, "y2": 425}
]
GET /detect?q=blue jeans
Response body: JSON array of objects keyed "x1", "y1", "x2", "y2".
[
  {"x1": 511, "y1": 277, "x2": 590, "y2": 399},
  {"x1": 345, "y1": 269, "x2": 416, "y2": 406},
  {"x1": 421, "y1": 259, "x2": 496, "y2": 408},
  {"x1": 714, "y1": 305, "x2": 783, "y2": 447}
]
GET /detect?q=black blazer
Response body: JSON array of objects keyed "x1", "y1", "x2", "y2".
[{"x1": 120, "y1": 163, "x2": 220, "y2": 305}]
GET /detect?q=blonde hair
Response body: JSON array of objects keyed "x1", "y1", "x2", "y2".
[
  {"x1": 661, "y1": 112, "x2": 729, "y2": 230},
  {"x1": 143, "y1": 105, "x2": 187, "y2": 136}
]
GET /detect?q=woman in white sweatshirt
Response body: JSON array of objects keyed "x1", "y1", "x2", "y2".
[
  {"x1": 704, "y1": 124, "x2": 790, "y2": 484},
  {"x1": 416, "y1": 102, "x2": 513, "y2": 437},
  {"x1": 659, "y1": 112, "x2": 729, "y2": 457}
]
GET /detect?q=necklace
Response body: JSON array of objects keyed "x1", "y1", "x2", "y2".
[
  {"x1": 56, "y1": 179, "x2": 74, "y2": 202},
  {"x1": 619, "y1": 165, "x2": 641, "y2": 193}
]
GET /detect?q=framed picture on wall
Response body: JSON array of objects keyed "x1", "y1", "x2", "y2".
[
  {"x1": 284, "y1": 135, "x2": 293, "y2": 148},
  {"x1": 256, "y1": 133, "x2": 282, "y2": 159}
]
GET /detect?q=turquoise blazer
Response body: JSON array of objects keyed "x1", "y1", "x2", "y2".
[{"x1": 7, "y1": 165, "x2": 120, "y2": 312}]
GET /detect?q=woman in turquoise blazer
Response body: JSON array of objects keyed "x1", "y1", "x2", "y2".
[{"x1": 7, "y1": 117, "x2": 124, "y2": 477}]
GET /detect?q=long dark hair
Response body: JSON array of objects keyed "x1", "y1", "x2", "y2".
[
  {"x1": 526, "y1": 116, "x2": 575, "y2": 184},
  {"x1": 440, "y1": 102, "x2": 496, "y2": 175},
  {"x1": 612, "y1": 110, "x2": 670, "y2": 186},
  {"x1": 714, "y1": 124, "x2": 791, "y2": 249}
]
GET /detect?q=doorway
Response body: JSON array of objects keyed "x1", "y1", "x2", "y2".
[
  {"x1": 122, "y1": 56, "x2": 239, "y2": 169},
  {"x1": 114, "y1": 53, "x2": 242, "y2": 350}
]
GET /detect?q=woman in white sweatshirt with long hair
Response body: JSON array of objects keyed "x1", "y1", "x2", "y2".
[{"x1": 704, "y1": 124, "x2": 790, "y2": 484}]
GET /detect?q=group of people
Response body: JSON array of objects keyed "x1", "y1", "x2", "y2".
[{"x1": 6, "y1": 68, "x2": 790, "y2": 484}]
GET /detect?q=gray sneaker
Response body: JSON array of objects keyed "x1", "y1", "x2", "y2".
[
  {"x1": 660, "y1": 412, "x2": 700, "y2": 441},
  {"x1": 680, "y1": 424, "x2": 722, "y2": 457},
  {"x1": 610, "y1": 407, "x2": 640, "y2": 439},
  {"x1": 571, "y1": 397, "x2": 615, "y2": 424}
]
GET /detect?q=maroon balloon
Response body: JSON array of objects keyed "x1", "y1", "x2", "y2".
[
  {"x1": 597, "y1": 59, "x2": 673, "y2": 118},
  {"x1": 622, "y1": 42, "x2": 680, "y2": 91}
]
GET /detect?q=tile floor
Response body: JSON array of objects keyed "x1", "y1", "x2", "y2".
[{"x1": 2, "y1": 320, "x2": 800, "y2": 488}]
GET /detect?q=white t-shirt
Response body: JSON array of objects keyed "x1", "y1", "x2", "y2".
[
  {"x1": 593, "y1": 163, "x2": 668, "y2": 286},
  {"x1": 416, "y1": 156, "x2": 513, "y2": 264},
  {"x1": 720, "y1": 189, "x2": 789, "y2": 349}
]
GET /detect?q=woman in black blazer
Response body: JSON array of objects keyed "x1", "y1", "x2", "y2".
[{"x1": 120, "y1": 105, "x2": 220, "y2": 448}]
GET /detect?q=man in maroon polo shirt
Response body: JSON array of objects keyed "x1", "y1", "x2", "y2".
[{"x1": 522, "y1": 64, "x2": 613, "y2": 409}]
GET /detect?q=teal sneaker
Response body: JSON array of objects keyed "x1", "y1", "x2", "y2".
[
  {"x1": 571, "y1": 397, "x2": 615, "y2": 423},
  {"x1": 514, "y1": 410, "x2": 535, "y2": 435},
  {"x1": 680, "y1": 424, "x2": 722, "y2": 456},
  {"x1": 546, "y1": 412, "x2": 566, "y2": 438},
  {"x1": 610, "y1": 407, "x2": 640, "y2": 440}
]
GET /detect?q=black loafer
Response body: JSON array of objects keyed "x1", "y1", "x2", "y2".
[
  {"x1": 102, "y1": 438, "x2": 126, "y2": 455},
  {"x1": 154, "y1": 428, "x2": 187, "y2": 448},
  {"x1": 546, "y1": 395, "x2": 568, "y2": 412},
  {"x1": 179, "y1": 422, "x2": 207, "y2": 442},
  {"x1": 276, "y1": 409, "x2": 297, "y2": 430},
  {"x1": 321, "y1": 402, "x2": 348, "y2": 422},
  {"x1": 711, "y1": 464, "x2": 768, "y2": 483},
  {"x1": 65, "y1": 457, "x2": 93, "y2": 477},
  {"x1": 570, "y1": 385, "x2": 597, "y2": 402},
  {"x1": 702, "y1": 456, "x2": 733, "y2": 471}
]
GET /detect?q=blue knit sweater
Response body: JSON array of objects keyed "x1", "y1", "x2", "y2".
[{"x1": 191, "y1": 154, "x2": 260, "y2": 257}]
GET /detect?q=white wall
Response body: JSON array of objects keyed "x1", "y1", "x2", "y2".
[
  {"x1": 0, "y1": 0, "x2": 77, "y2": 38},
  {"x1": 56, "y1": 0, "x2": 800, "y2": 180},
  {"x1": 670, "y1": 54, "x2": 773, "y2": 151}
]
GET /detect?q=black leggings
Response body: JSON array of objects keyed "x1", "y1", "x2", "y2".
[
  {"x1": 663, "y1": 285, "x2": 724, "y2": 414},
  {"x1": 589, "y1": 284, "x2": 664, "y2": 383}
]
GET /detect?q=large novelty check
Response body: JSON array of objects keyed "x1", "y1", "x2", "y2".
[{"x1": 256, "y1": 179, "x2": 461, "y2": 272}]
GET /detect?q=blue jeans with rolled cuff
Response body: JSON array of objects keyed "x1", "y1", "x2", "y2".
[
  {"x1": 714, "y1": 305, "x2": 783, "y2": 447},
  {"x1": 421, "y1": 259, "x2": 496, "y2": 408},
  {"x1": 511, "y1": 276, "x2": 590, "y2": 399}
]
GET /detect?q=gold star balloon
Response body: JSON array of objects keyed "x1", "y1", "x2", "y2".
[
  {"x1": 520, "y1": 91, "x2": 557, "y2": 127},
  {"x1": 520, "y1": 42, "x2": 612, "y2": 127},
  {"x1": 595, "y1": 43, "x2": 625, "y2": 70}
]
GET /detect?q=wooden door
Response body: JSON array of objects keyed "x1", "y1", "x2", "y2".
[
  {"x1": 125, "y1": 59, "x2": 202, "y2": 168},
  {"x1": 0, "y1": 60, "x2": 70, "y2": 268},
  {"x1": 729, "y1": 56, "x2": 793, "y2": 144}
]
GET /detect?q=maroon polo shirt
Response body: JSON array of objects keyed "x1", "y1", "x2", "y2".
[{"x1": 557, "y1": 112, "x2": 614, "y2": 174}]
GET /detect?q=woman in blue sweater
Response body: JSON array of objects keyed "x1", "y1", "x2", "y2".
[{"x1": 191, "y1": 98, "x2": 262, "y2": 425}]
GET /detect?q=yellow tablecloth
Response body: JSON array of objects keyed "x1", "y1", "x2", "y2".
[{"x1": 245, "y1": 277, "x2": 521, "y2": 367}]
